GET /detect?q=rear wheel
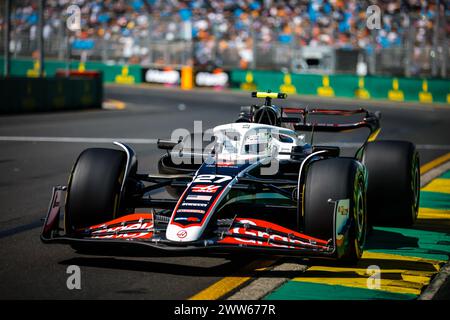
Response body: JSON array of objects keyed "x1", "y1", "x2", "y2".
[
  {"x1": 362, "y1": 140, "x2": 420, "y2": 226},
  {"x1": 303, "y1": 158, "x2": 367, "y2": 264},
  {"x1": 65, "y1": 148, "x2": 127, "y2": 234}
]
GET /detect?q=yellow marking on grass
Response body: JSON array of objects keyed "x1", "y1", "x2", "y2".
[
  {"x1": 292, "y1": 252, "x2": 442, "y2": 295},
  {"x1": 421, "y1": 178, "x2": 450, "y2": 194},
  {"x1": 415, "y1": 208, "x2": 450, "y2": 231},
  {"x1": 293, "y1": 271, "x2": 424, "y2": 295},
  {"x1": 418, "y1": 207, "x2": 450, "y2": 218},
  {"x1": 190, "y1": 155, "x2": 450, "y2": 300},
  {"x1": 420, "y1": 152, "x2": 450, "y2": 174},
  {"x1": 189, "y1": 260, "x2": 276, "y2": 300},
  {"x1": 362, "y1": 251, "x2": 444, "y2": 265}
]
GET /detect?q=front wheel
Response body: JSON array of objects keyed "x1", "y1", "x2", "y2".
[
  {"x1": 303, "y1": 158, "x2": 367, "y2": 264},
  {"x1": 64, "y1": 148, "x2": 128, "y2": 234}
]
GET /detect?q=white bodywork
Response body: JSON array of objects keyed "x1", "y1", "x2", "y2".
[
  {"x1": 212, "y1": 122, "x2": 307, "y2": 161},
  {"x1": 166, "y1": 122, "x2": 309, "y2": 243}
]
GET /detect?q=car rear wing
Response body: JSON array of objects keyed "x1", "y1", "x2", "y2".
[{"x1": 282, "y1": 107, "x2": 381, "y2": 144}]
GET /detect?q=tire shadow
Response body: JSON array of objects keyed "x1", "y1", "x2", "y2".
[{"x1": 365, "y1": 228, "x2": 419, "y2": 250}]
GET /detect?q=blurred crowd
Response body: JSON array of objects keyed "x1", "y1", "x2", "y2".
[{"x1": 4, "y1": 0, "x2": 448, "y2": 69}]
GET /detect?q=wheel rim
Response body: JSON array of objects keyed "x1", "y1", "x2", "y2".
[
  {"x1": 352, "y1": 170, "x2": 366, "y2": 257},
  {"x1": 411, "y1": 154, "x2": 420, "y2": 220},
  {"x1": 355, "y1": 181, "x2": 365, "y2": 242}
]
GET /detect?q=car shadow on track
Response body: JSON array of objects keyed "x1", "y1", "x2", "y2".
[
  {"x1": 58, "y1": 255, "x2": 283, "y2": 278},
  {"x1": 58, "y1": 251, "x2": 314, "y2": 278},
  {"x1": 413, "y1": 217, "x2": 450, "y2": 233},
  {"x1": 59, "y1": 256, "x2": 248, "y2": 277},
  {"x1": 56, "y1": 228, "x2": 447, "y2": 279},
  {"x1": 365, "y1": 226, "x2": 450, "y2": 260}
]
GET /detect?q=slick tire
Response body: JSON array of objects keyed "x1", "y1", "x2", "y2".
[
  {"x1": 65, "y1": 148, "x2": 127, "y2": 234},
  {"x1": 362, "y1": 140, "x2": 420, "y2": 226},
  {"x1": 303, "y1": 158, "x2": 367, "y2": 264}
]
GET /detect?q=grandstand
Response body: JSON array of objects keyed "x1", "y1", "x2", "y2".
[{"x1": 0, "y1": 0, "x2": 448, "y2": 77}]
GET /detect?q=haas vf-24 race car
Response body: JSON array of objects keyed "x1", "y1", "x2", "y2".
[{"x1": 41, "y1": 92, "x2": 420, "y2": 263}]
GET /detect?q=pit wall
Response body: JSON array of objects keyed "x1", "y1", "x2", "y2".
[
  {"x1": 231, "y1": 69, "x2": 450, "y2": 104},
  {"x1": 0, "y1": 57, "x2": 141, "y2": 85},
  {"x1": 1, "y1": 57, "x2": 449, "y2": 105}
]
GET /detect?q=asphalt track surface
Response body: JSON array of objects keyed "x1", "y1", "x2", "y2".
[{"x1": 0, "y1": 84, "x2": 449, "y2": 299}]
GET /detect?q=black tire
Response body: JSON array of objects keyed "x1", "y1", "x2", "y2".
[
  {"x1": 303, "y1": 158, "x2": 367, "y2": 263},
  {"x1": 362, "y1": 140, "x2": 420, "y2": 226},
  {"x1": 65, "y1": 148, "x2": 127, "y2": 233}
]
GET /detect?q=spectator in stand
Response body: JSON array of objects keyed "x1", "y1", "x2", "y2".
[{"x1": 5, "y1": 0, "x2": 446, "y2": 72}]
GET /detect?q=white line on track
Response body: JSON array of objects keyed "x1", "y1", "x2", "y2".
[{"x1": 0, "y1": 136, "x2": 449, "y2": 150}]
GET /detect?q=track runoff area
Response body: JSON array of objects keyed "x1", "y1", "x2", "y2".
[{"x1": 191, "y1": 152, "x2": 450, "y2": 300}]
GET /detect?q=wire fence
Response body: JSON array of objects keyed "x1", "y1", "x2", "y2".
[
  {"x1": 3, "y1": 33, "x2": 446, "y2": 77},
  {"x1": 0, "y1": 2, "x2": 448, "y2": 77}
]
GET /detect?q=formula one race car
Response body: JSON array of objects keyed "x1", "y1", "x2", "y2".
[{"x1": 41, "y1": 92, "x2": 420, "y2": 263}]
